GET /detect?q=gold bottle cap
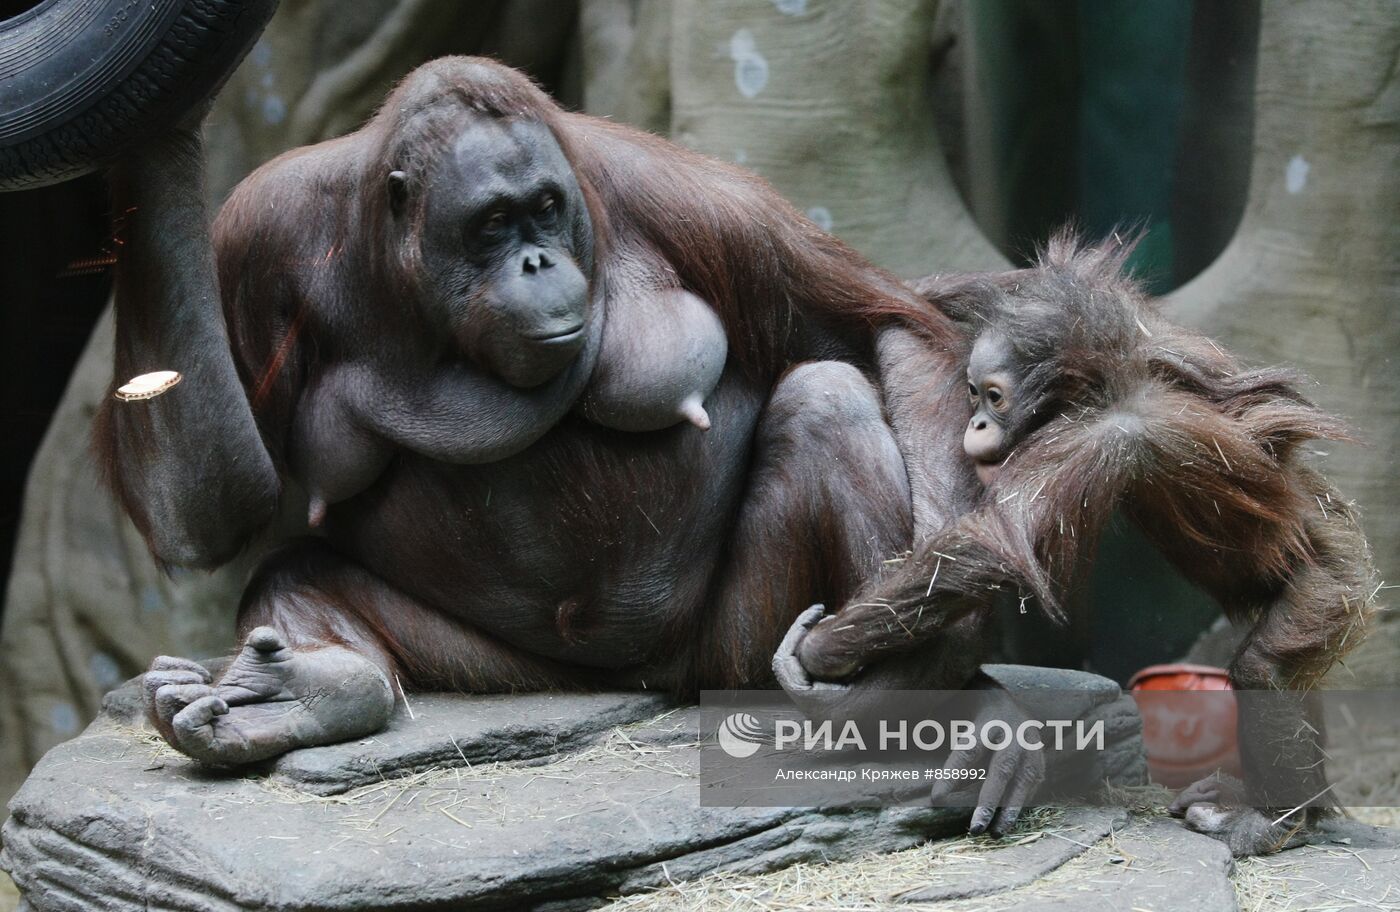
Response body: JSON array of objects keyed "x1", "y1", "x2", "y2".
[{"x1": 115, "y1": 370, "x2": 183, "y2": 401}]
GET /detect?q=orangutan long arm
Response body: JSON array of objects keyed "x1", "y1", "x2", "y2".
[
  {"x1": 797, "y1": 383, "x2": 1309, "y2": 678},
  {"x1": 94, "y1": 128, "x2": 280, "y2": 568}
]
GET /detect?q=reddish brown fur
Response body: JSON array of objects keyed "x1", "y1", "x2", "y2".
[
  {"x1": 104, "y1": 56, "x2": 1378, "y2": 853},
  {"x1": 789, "y1": 232, "x2": 1376, "y2": 852},
  {"x1": 237, "y1": 541, "x2": 593, "y2": 693},
  {"x1": 212, "y1": 58, "x2": 953, "y2": 473},
  {"x1": 806, "y1": 233, "x2": 1377, "y2": 693},
  {"x1": 200, "y1": 58, "x2": 959, "y2": 696}
]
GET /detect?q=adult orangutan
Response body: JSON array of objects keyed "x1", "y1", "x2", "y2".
[
  {"x1": 103, "y1": 58, "x2": 1372, "y2": 856},
  {"x1": 112, "y1": 56, "x2": 973, "y2": 765}
]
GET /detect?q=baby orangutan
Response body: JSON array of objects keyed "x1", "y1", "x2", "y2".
[{"x1": 783, "y1": 234, "x2": 1377, "y2": 855}]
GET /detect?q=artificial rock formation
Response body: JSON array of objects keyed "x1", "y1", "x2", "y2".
[{"x1": 2, "y1": 665, "x2": 1146, "y2": 911}]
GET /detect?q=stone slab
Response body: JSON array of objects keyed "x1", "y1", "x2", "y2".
[
  {"x1": 1233, "y1": 818, "x2": 1400, "y2": 912},
  {"x1": 1, "y1": 695, "x2": 965, "y2": 910},
  {"x1": 270, "y1": 690, "x2": 679, "y2": 796},
  {"x1": 896, "y1": 807, "x2": 1130, "y2": 903},
  {"x1": 2, "y1": 667, "x2": 1147, "y2": 911},
  {"x1": 953, "y1": 816, "x2": 1239, "y2": 912}
]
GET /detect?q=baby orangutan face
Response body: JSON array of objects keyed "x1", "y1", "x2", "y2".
[{"x1": 964, "y1": 332, "x2": 1017, "y2": 485}]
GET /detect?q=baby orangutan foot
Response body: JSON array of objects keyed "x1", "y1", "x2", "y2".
[
  {"x1": 144, "y1": 626, "x2": 395, "y2": 766},
  {"x1": 1170, "y1": 772, "x2": 1310, "y2": 856}
]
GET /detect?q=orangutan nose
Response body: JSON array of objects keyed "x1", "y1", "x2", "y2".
[
  {"x1": 521, "y1": 247, "x2": 554, "y2": 274},
  {"x1": 964, "y1": 419, "x2": 1003, "y2": 463}
]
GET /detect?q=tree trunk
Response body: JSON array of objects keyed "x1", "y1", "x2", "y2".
[
  {"x1": 578, "y1": 0, "x2": 672, "y2": 135},
  {"x1": 1167, "y1": 0, "x2": 1400, "y2": 684},
  {"x1": 668, "y1": 0, "x2": 1002, "y2": 277}
]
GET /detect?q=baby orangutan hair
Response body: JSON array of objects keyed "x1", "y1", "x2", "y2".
[{"x1": 793, "y1": 233, "x2": 1378, "y2": 855}]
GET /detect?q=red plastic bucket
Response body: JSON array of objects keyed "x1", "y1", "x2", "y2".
[{"x1": 1127, "y1": 663, "x2": 1242, "y2": 788}]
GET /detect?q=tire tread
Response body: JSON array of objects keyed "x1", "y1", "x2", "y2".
[{"x1": 0, "y1": 0, "x2": 277, "y2": 190}]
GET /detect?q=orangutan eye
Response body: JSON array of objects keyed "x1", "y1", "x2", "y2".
[
  {"x1": 538, "y1": 195, "x2": 556, "y2": 215},
  {"x1": 482, "y1": 210, "x2": 507, "y2": 232},
  {"x1": 968, "y1": 381, "x2": 979, "y2": 403},
  {"x1": 986, "y1": 386, "x2": 1009, "y2": 412}
]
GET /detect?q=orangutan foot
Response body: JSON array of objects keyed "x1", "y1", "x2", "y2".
[
  {"x1": 1170, "y1": 773, "x2": 1310, "y2": 856},
  {"x1": 143, "y1": 626, "x2": 395, "y2": 766}
]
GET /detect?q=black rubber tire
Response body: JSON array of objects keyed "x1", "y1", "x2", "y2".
[{"x1": 0, "y1": 0, "x2": 278, "y2": 191}]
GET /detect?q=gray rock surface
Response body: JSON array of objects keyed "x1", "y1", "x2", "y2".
[
  {"x1": 270, "y1": 690, "x2": 677, "y2": 797},
  {"x1": 1244, "y1": 818, "x2": 1400, "y2": 912},
  {"x1": 11, "y1": 667, "x2": 1394, "y2": 912},
  {"x1": 931, "y1": 815, "x2": 1400, "y2": 912},
  {"x1": 1, "y1": 666, "x2": 1148, "y2": 911},
  {"x1": 0, "y1": 680, "x2": 980, "y2": 907},
  {"x1": 972, "y1": 816, "x2": 1240, "y2": 912},
  {"x1": 897, "y1": 807, "x2": 1130, "y2": 903}
]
